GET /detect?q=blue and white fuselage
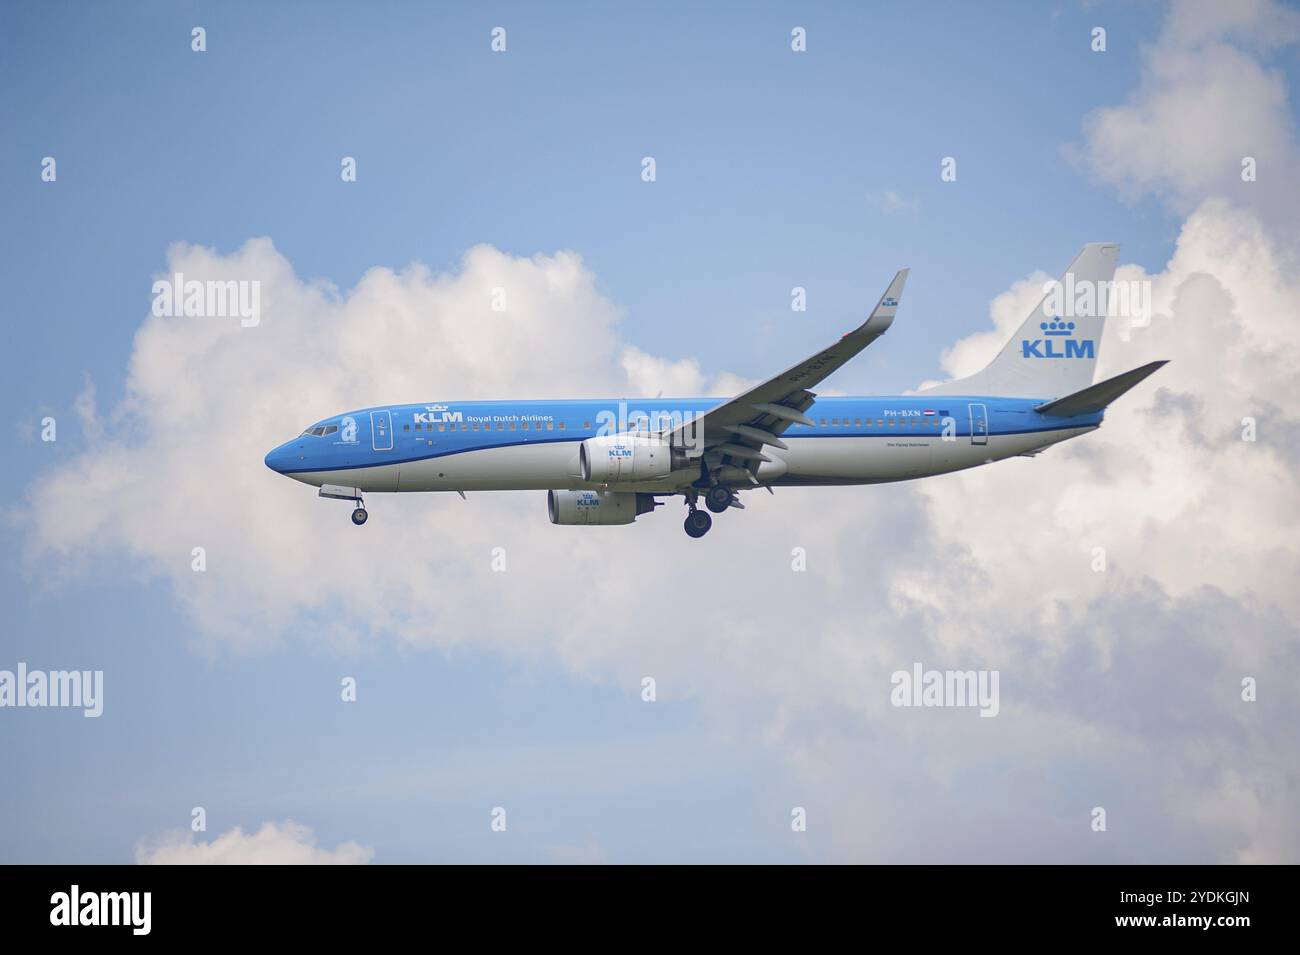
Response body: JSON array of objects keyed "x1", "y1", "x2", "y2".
[
  {"x1": 264, "y1": 396, "x2": 1100, "y2": 492},
  {"x1": 264, "y1": 244, "x2": 1167, "y2": 537}
]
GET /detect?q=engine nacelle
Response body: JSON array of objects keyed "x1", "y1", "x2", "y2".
[
  {"x1": 548, "y1": 490, "x2": 657, "y2": 526},
  {"x1": 579, "y1": 434, "x2": 685, "y2": 483}
]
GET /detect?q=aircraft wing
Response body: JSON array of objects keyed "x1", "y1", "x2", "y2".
[{"x1": 665, "y1": 268, "x2": 908, "y2": 474}]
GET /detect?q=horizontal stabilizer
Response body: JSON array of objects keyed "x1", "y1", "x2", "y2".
[{"x1": 1035, "y1": 360, "x2": 1169, "y2": 417}]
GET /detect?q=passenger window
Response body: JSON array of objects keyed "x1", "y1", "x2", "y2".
[
  {"x1": 582, "y1": 421, "x2": 590, "y2": 429},
  {"x1": 471, "y1": 423, "x2": 479, "y2": 431},
  {"x1": 819, "y1": 419, "x2": 827, "y2": 427},
  {"x1": 558, "y1": 422, "x2": 566, "y2": 430},
  {"x1": 403, "y1": 424, "x2": 410, "y2": 431},
  {"x1": 509, "y1": 422, "x2": 516, "y2": 430},
  {"x1": 496, "y1": 422, "x2": 504, "y2": 431},
  {"x1": 415, "y1": 424, "x2": 422, "y2": 431},
  {"x1": 522, "y1": 422, "x2": 530, "y2": 431},
  {"x1": 546, "y1": 422, "x2": 554, "y2": 430},
  {"x1": 855, "y1": 418, "x2": 862, "y2": 427}
]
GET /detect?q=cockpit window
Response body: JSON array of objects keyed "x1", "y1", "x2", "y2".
[
  {"x1": 322, "y1": 425, "x2": 338, "y2": 436},
  {"x1": 301, "y1": 424, "x2": 336, "y2": 437}
]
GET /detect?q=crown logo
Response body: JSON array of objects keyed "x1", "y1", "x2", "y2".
[{"x1": 1040, "y1": 317, "x2": 1075, "y2": 337}]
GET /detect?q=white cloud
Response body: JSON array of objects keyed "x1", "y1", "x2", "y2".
[
  {"x1": 920, "y1": 199, "x2": 1300, "y2": 624},
  {"x1": 931, "y1": 268, "x2": 1053, "y2": 381},
  {"x1": 1072, "y1": 0, "x2": 1300, "y2": 219},
  {"x1": 865, "y1": 190, "x2": 915, "y2": 215},
  {"x1": 135, "y1": 821, "x2": 373, "y2": 865},
  {"x1": 21, "y1": 0, "x2": 1300, "y2": 860},
  {"x1": 19, "y1": 240, "x2": 740, "y2": 654},
  {"x1": 24, "y1": 209, "x2": 1298, "y2": 862}
]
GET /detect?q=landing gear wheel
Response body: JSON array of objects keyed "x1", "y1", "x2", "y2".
[
  {"x1": 684, "y1": 509, "x2": 712, "y2": 538},
  {"x1": 704, "y1": 485, "x2": 734, "y2": 514},
  {"x1": 351, "y1": 507, "x2": 369, "y2": 526}
]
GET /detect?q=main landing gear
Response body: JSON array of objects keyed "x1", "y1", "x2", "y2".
[
  {"x1": 682, "y1": 483, "x2": 745, "y2": 537},
  {"x1": 681, "y1": 488, "x2": 712, "y2": 538},
  {"x1": 704, "y1": 485, "x2": 735, "y2": 514},
  {"x1": 684, "y1": 507, "x2": 712, "y2": 539},
  {"x1": 351, "y1": 506, "x2": 369, "y2": 526}
]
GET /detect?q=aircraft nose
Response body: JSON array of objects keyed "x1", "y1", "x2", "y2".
[{"x1": 264, "y1": 442, "x2": 292, "y2": 474}]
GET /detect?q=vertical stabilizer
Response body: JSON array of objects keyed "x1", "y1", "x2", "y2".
[{"x1": 923, "y1": 243, "x2": 1119, "y2": 398}]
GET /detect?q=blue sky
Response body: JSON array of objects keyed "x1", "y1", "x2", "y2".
[
  {"x1": 2, "y1": 0, "x2": 1176, "y2": 408},
  {"x1": 4, "y1": 1, "x2": 1298, "y2": 864}
]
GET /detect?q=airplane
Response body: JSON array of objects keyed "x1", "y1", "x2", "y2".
[{"x1": 264, "y1": 243, "x2": 1167, "y2": 538}]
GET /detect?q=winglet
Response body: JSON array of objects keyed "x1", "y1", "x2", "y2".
[{"x1": 860, "y1": 268, "x2": 909, "y2": 336}]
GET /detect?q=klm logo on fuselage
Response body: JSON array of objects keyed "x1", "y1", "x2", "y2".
[
  {"x1": 1022, "y1": 317, "x2": 1095, "y2": 359},
  {"x1": 413, "y1": 404, "x2": 463, "y2": 424}
]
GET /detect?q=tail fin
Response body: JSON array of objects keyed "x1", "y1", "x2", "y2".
[
  {"x1": 1035, "y1": 360, "x2": 1168, "y2": 417},
  {"x1": 923, "y1": 243, "x2": 1120, "y2": 398}
]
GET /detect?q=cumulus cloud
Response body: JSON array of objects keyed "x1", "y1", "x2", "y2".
[
  {"x1": 24, "y1": 208, "x2": 1300, "y2": 862},
  {"x1": 21, "y1": 4, "x2": 1300, "y2": 862},
  {"x1": 1072, "y1": 0, "x2": 1300, "y2": 219},
  {"x1": 19, "y1": 241, "x2": 741, "y2": 654},
  {"x1": 135, "y1": 821, "x2": 373, "y2": 864}
]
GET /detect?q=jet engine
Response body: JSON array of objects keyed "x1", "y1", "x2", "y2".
[
  {"x1": 547, "y1": 489, "x2": 658, "y2": 525},
  {"x1": 579, "y1": 434, "x2": 688, "y2": 483}
]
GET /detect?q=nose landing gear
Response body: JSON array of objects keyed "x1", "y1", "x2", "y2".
[{"x1": 319, "y1": 484, "x2": 369, "y2": 525}]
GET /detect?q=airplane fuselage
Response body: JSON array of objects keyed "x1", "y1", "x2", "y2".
[
  {"x1": 262, "y1": 244, "x2": 1159, "y2": 537},
  {"x1": 264, "y1": 395, "x2": 1102, "y2": 494}
]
